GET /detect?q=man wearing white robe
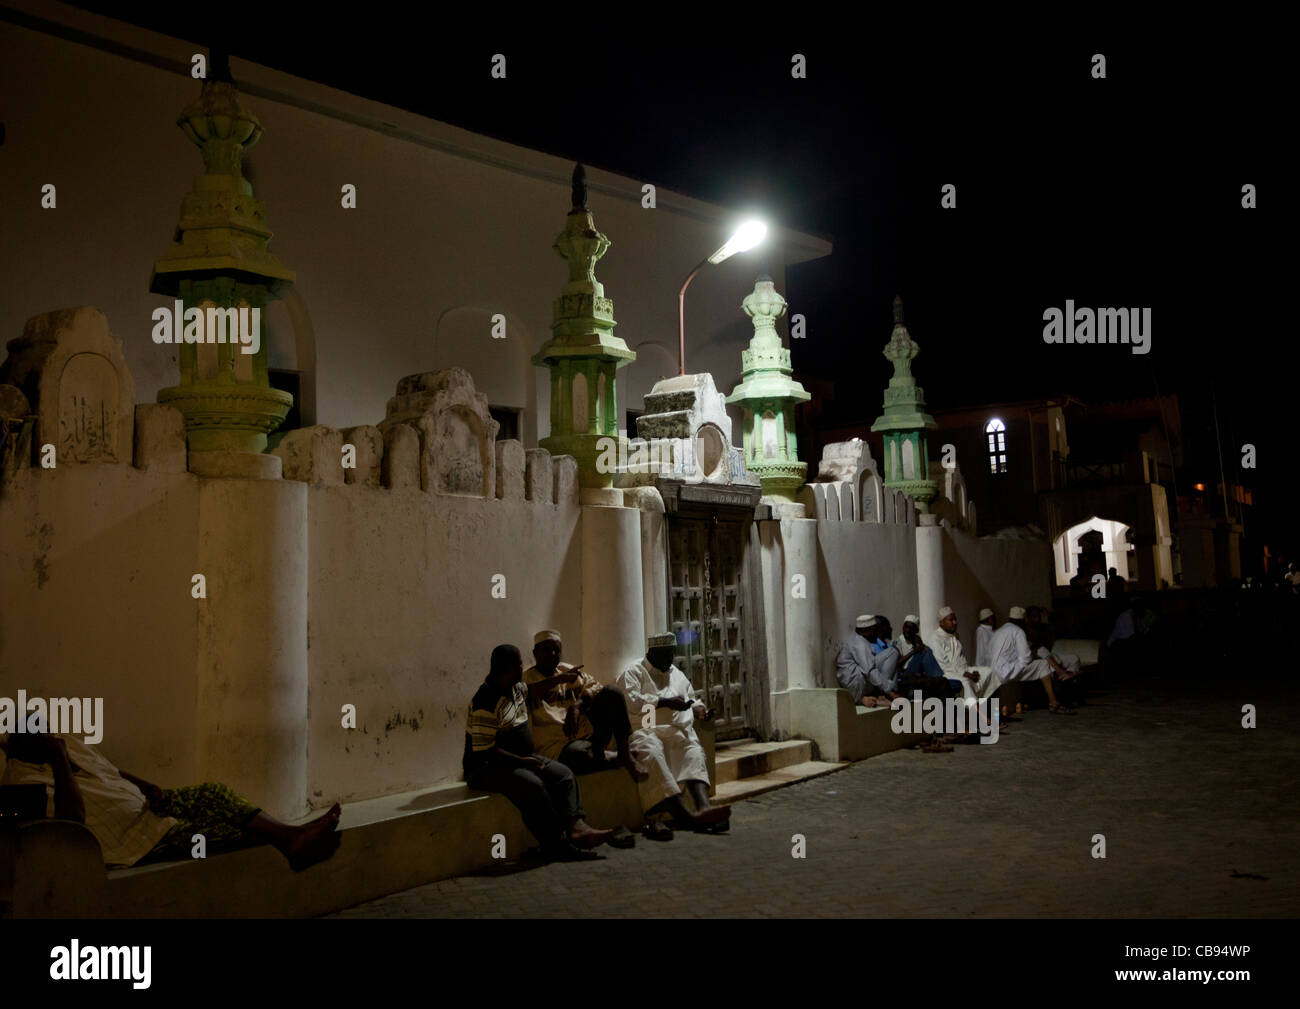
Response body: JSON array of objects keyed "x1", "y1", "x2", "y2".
[
  {"x1": 931, "y1": 605, "x2": 1001, "y2": 707},
  {"x1": 989, "y1": 606, "x2": 1074, "y2": 712},
  {"x1": 974, "y1": 608, "x2": 996, "y2": 667},
  {"x1": 618, "y1": 632, "x2": 731, "y2": 839}
]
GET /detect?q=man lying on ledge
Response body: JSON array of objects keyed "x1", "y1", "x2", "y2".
[{"x1": 0, "y1": 731, "x2": 341, "y2": 871}]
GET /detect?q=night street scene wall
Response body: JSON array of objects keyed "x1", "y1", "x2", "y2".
[{"x1": 0, "y1": 3, "x2": 1292, "y2": 994}]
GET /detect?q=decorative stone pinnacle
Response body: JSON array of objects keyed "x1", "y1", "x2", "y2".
[
  {"x1": 893, "y1": 295, "x2": 904, "y2": 325},
  {"x1": 571, "y1": 162, "x2": 588, "y2": 211},
  {"x1": 726, "y1": 276, "x2": 810, "y2": 503}
]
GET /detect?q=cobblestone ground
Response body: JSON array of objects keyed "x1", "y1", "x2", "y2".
[{"x1": 329, "y1": 675, "x2": 1298, "y2": 917}]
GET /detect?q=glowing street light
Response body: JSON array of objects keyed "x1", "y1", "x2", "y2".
[{"x1": 678, "y1": 219, "x2": 767, "y2": 374}]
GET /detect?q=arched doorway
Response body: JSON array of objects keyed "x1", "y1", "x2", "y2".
[{"x1": 1053, "y1": 515, "x2": 1132, "y2": 587}]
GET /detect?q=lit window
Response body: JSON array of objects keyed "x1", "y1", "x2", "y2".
[{"x1": 985, "y1": 418, "x2": 1007, "y2": 474}]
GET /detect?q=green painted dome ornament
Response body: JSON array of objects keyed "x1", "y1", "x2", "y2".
[{"x1": 870, "y1": 296, "x2": 939, "y2": 511}]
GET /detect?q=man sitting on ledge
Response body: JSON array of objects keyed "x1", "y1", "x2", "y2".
[
  {"x1": 989, "y1": 606, "x2": 1077, "y2": 714},
  {"x1": 835, "y1": 614, "x2": 901, "y2": 708},
  {"x1": 524, "y1": 629, "x2": 642, "y2": 779},
  {"x1": 0, "y1": 731, "x2": 341, "y2": 871},
  {"x1": 465, "y1": 643, "x2": 615, "y2": 862},
  {"x1": 893, "y1": 614, "x2": 963, "y2": 699},
  {"x1": 618, "y1": 632, "x2": 731, "y2": 840},
  {"x1": 975, "y1": 608, "x2": 996, "y2": 667},
  {"x1": 931, "y1": 605, "x2": 1001, "y2": 707}
]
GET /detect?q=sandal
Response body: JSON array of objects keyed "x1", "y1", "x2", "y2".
[
  {"x1": 1049, "y1": 704, "x2": 1077, "y2": 715},
  {"x1": 642, "y1": 820, "x2": 674, "y2": 842}
]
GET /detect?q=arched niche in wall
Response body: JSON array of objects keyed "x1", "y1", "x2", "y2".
[
  {"x1": 432, "y1": 306, "x2": 533, "y2": 441},
  {"x1": 266, "y1": 292, "x2": 318, "y2": 431}
]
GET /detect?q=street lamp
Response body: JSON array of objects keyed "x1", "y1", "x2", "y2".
[{"x1": 678, "y1": 219, "x2": 767, "y2": 375}]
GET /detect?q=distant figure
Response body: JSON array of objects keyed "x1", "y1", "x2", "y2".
[
  {"x1": 0, "y1": 732, "x2": 341, "y2": 870},
  {"x1": 836, "y1": 614, "x2": 900, "y2": 707},
  {"x1": 1107, "y1": 567, "x2": 1128, "y2": 598},
  {"x1": 989, "y1": 606, "x2": 1076, "y2": 714},
  {"x1": 465, "y1": 643, "x2": 615, "y2": 861},
  {"x1": 618, "y1": 633, "x2": 731, "y2": 840},
  {"x1": 893, "y1": 614, "x2": 962, "y2": 698},
  {"x1": 975, "y1": 608, "x2": 997, "y2": 667},
  {"x1": 1026, "y1": 606, "x2": 1082, "y2": 678}
]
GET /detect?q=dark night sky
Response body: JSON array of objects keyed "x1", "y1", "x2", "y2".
[{"x1": 60, "y1": 8, "x2": 1296, "y2": 554}]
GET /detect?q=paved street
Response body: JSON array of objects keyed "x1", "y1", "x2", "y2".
[{"x1": 329, "y1": 675, "x2": 1298, "y2": 917}]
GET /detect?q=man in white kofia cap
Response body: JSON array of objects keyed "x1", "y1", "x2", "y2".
[
  {"x1": 617, "y1": 632, "x2": 731, "y2": 840},
  {"x1": 523, "y1": 629, "x2": 642, "y2": 780},
  {"x1": 930, "y1": 605, "x2": 1001, "y2": 706},
  {"x1": 988, "y1": 606, "x2": 1076, "y2": 713},
  {"x1": 975, "y1": 608, "x2": 996, "y2": 667},
  {"x1": 835, "y1": 615, "x2": 901, "y2": 707}
]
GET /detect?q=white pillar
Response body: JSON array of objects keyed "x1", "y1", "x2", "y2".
[
  {"x1": 915, "y1": 516, "x2": 946, "y2": 642},
  {"x1": 581, "y1": 504, "x2": 645, "y2": 684},
  {"x1": 781, "y1": 517, "x2": 820, "y2": 691},
  {"x1": 195, "y1": 478, "x2": 308, "y2": 818}
]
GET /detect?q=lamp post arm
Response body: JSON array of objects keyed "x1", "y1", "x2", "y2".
[{"x1": 677, "y1": 257, "x2": 711, "y2": 376}]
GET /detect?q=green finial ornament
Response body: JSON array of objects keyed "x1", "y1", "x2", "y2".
[
  {"x1": 150, "y1": 54, "x2": 293, "y2": 454},
  {"x1": 533, "y1": 163, "x2": 635, "y2": 488},
  {"x1": 870, "y1": 296, "x2": 939, "y2": 511},
  {"x1": 725, "y1": 275, "x2": 811, "y2": 502}
]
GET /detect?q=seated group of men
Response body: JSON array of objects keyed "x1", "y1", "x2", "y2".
[
  {"x1": 0, "y1": 630, "x2": 728, "y2": 873},
  {"x1": 836, "y1": 604, "x2": 1084, "y2": 731},
  {"x1": 464, "y1": 629, "x2": 731, "y2": 861}
]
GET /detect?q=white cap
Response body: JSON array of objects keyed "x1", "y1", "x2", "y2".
[
  {"x1": 978, "y1": 608, "x2": 993, "y2": 621},
  {"x1": 1009, "y1": 606, "x2": 1026, "y2": 620},
  {"x1": 647, "y1": 632, "x2": 676, "y2": 649},
  {"x1": 903, "y1": 614, "x2": 919, "y2": 626},
  {"x1": 937, "y1": 606, "x2": 954, "y2": 620},
  {"x1": 855, "y1": 614, "x2": 877, "y2": 629},
  {"x1": 533, "y1": 629, "x2": 562, "y2": 645}
]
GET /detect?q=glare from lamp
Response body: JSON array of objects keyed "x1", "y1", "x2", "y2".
[{"x1": 708, "y1": 219, "x2": 767, "y2": 264}]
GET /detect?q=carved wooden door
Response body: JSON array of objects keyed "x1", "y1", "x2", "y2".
[{"x1": 668, "y1": 516, "x2": 748, "y2": 739}]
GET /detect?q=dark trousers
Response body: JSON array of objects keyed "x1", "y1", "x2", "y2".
[
  {"x1": 557, "y1": 687, "x2": 631, "y2": 774},
  {"x1": 468, "y1": 758, "x2": 583, "y2": 850}
]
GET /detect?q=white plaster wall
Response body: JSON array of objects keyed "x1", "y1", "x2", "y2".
[
  {"x1": 0, "y1": 466, "x2": 200, "y2": 782},
  {"x1": 0, "y1": 16, "x2": 827, "y2": 448},
  {"x1": 813, "y1": 519, "x2": 920, "y2": 687},
  {"x1": 304, "y1": 486, "x2": 582, "y2": 804}
]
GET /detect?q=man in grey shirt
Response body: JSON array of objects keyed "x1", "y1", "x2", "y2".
[{"x1": 835, "y1": 614, "x2": 901, "y2": 707}]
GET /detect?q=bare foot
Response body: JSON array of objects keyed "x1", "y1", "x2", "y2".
[{"x1": 284, "y1": 803, "x2": 341, "y2": 857}]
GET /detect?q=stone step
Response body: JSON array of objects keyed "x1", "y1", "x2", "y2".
[
  {"x1": 714, "y1": 760, "x2": 847, "y2": 804},
  {"x1": 714, "y1": 739, "x2": 813, "y2": 784}
]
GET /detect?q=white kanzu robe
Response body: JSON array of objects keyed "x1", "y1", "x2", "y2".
[
  {"x1": 989, "y1": 623, "x2": 1052, "y2": 681},
  {"x1": 617, "y1": 658, "x2": 710, "y2": 810},
  {"x1": 975, "y1": 623, "x2": 995, "y2": 667},
  {"x1": 931, "y1": 628, "x2": 1001, "y2": 704}
]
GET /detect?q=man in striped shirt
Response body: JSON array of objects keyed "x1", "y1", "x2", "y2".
[{"x1": 465, "y1": 643, "x2": 615, "y2": 861}]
